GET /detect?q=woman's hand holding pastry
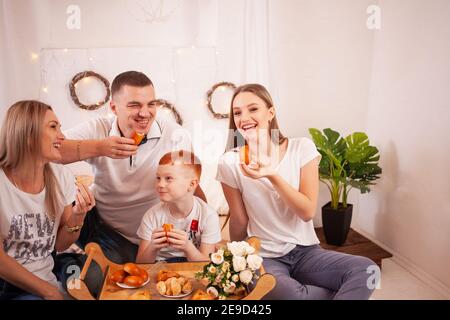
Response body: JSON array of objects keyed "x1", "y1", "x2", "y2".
[
  {"x1": 72, "y1": 182, "x2": 95, "y2": 216},
  {"x1": 240, "y1": 156, "x2": 277, "y2": 179}
]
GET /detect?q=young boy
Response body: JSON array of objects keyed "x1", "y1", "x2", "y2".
[{"x1": 136, "y1": 150, "x2": 221, "y2": 263}]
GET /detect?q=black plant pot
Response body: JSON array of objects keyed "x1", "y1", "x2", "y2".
[{"x1": 321, "y1": 201, "x2": 353, "y2": 246}]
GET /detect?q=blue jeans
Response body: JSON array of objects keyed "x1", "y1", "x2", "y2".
[
  {"x1": 0, "y1": 279, "x2": 43, "y2": 300},
  {"x1": 13, "y1": 294, "x2": 43, "y2": 300},
  {"x1": 261, "y1": 244, "x2": 377, "y2": 300}
]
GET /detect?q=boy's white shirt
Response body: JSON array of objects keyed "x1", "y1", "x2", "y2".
[{"x1": 137, "y1": 196, "x2": 221, "y2": 260}]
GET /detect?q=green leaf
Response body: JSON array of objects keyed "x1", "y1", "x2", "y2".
[
  {"x1": 309, "y1": 127, "x2": 382, "y2": 202},
  {"x1": 344, "y1": 133, "x2": 381, "y2": 193}
]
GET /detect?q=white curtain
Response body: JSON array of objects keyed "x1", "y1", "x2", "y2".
[
  {"x1": 243, "y1": 0, "x2": 270, "y2": 86},
  {"x1": 0, "y1": 0, "x2": 47, "y2": 110},
  {"x1": 0, "y1": 0, "x2": 13, "y2": 112},
  {"x1": 216, "y1": 0, "x2": 270, "y2": 87}
]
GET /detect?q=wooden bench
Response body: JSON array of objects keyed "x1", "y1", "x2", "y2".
[{"x1": 315, "y1": 227, "x2": 393, "y2": 269}]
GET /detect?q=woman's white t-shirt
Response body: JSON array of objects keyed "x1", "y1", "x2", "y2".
[
  {"x1": 0, "y1": 164, "x2": 76, "y2": 285},
  {"x1": 216, "y1": 137, "x2": 321, "y2": 258},
  {"x1": 137, "y1": 197, "x2": 221, "y2": 260}
]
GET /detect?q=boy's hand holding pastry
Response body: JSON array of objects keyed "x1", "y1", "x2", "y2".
[
  {"x1": 150, "y1": 227, "x2": 169, "y2": 250},
  {"x1": 166, "y1": 229, "x2": 194, "y2": 253}
]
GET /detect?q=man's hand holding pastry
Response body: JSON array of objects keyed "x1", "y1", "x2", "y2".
[{"x1": 100, "y1": 136, "x2": 138, "y2": 159}]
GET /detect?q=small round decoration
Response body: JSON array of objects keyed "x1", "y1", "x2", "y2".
[
  {"x1": 206, "y1": 81, "x2": 237, "y2": 119},
  {"x1": 69, "y1": 71, "x2": 111, "y2": 110}
]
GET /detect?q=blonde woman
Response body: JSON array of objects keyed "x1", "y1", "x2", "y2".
[
  {"x1": 0, "y1": 101, "x2": 95, "y2": 300},
  {"x1": 216, "y1": 84, "x2": 377, "y2": 300}
]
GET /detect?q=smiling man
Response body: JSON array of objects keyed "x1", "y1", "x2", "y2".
[{"x1": 57, "y1": 71, "x2": 205, "y2": 266}]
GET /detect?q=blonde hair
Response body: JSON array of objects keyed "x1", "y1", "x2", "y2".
[
  {"x1": 0, "y1": 100, "x2": 63, "y2": 220},
  {"x1": 225, "y1": 83, "x2": 286, "y2": 151}
]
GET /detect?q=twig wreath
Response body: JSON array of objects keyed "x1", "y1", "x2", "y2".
[
  {"x1": 69, "y1": 71, "x2": 111, "y2": 110},
  {"x1": 206, "y1": 81, "x2": 236, "y2": 119},
  {"x1": 154, "y1": 99, "x2": 184, "y2": 126}
]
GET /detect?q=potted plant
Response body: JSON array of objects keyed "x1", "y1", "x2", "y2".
[{"x1": 309, "y1": 128, "x2": 382, "y2": 245}]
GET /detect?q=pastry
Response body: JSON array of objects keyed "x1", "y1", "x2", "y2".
[
  {"x1": 110, "y1": 263, "x2": 148, "y2": 288},
  {"x1": 190, "y1": 289, "x2": 215, "y2": 300},
  {"x1": 182, "y1": 280, "x2": 192, "y2": 294},
  {"x1": 170, "y1": 278, "x2": 182, "y2": 296},
  {"x1": 156, "y1": 281, "x2": 166, "y2": 295},
  {"x1": 240, "y1": 145, "x2": 250, "y2": 165},
  {"x1": 157, "y1": 270, "x2": 181, "y2": 282},
  {"x1": 133, "y1": 132, "x2": 145, "y2": 145},
  {"x1": 128, "y1": 290, "x2": 151, "y2": 300},
  {"x1": 110, "y1": 269, "x2": 127, "y2": 283},
  {"x1": 176, "y1": 277, "x2": 186, "y2": 286},
  {"x1": 75, "y1": 175, "x2": 94, "y2": 187},
  {"x1": 123, "y1": 262, "x2": 141, "y2": 276},
  {"x1": 156, "y1": 275, "x2": 192, "y2": 297},
  {"x1": 123, "y1": 275, "x2": 144, "y2": 287},
  {"x1": 138, "y1": 268, "x2": 149, "y2": 282}
]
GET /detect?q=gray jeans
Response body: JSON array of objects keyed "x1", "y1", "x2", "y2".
[{"x1": 261, "y1": 244, "x2": 377, "y2": 300}]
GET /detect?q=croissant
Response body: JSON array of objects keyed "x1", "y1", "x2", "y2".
[
  {"x1": 156, "y1": 281, "x2": 166, "y2": 295},
  {"x1": 157, "y1": 270, "x2": 181, "y2": 282},
  {"x1": 176, "y1": 277, "x2": 186, "y2": 286},
  {"x1": 182, "y1": 280, "x2": 192, "y2": 294},
  {"x1": 170, "y1": 278, "x2": 182, "y2": 296}
]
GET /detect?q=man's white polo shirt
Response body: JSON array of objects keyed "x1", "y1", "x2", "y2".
[{"x1": 64, "y1": 114, "x2": 192, "y2": 244}]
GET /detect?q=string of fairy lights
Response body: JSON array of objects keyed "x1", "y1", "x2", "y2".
[{"x1": 33, "y1": 45, "x2": 225, "y2": 122}]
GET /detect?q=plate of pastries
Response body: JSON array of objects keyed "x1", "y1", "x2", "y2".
[
  {"x1": 156, "y1": 270, "x2": 193, "y2": 298},
  {"x1": 110, "y1": 263, "x2": 150, "y2": 289}
]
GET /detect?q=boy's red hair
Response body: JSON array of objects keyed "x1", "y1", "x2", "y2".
[{"x1": 158, "y1": 150, "x2": 202, "y2": 179}]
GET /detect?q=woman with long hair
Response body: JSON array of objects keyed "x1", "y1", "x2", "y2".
[
  {"x1": 0, "y1": 100, "x2": 95, "y2": 300},
  {"x1": 217, "y1": 84, "x2": 377, "y2": 299}
]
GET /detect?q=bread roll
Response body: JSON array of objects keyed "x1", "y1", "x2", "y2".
[
  {"x1": 123, "y1": 275, "x2": 144, "y2": 287},
  {"x1": 110, "y1": 269, "x2": 127, "y2": 283},
  {"x1": 123, "y1": 263, "x2": 141, "y2": 276}
]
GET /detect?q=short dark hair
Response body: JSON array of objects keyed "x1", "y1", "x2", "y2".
[{"x1": 111, "y1": 71, "x2": 153, "y2": 96}]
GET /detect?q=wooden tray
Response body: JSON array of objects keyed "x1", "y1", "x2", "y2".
[{"x1": 68, "y1": 238, "x2": 276, "y2": 300}]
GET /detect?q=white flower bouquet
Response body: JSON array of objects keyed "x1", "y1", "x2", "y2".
[{"x1": 195, "y1": 241, "x2": 263, "y2": 299}]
